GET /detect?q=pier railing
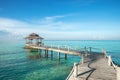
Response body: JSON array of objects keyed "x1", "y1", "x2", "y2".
[
  {"x1": 89, "y1": 47, "x2": 120, "y2": 80},
  {"x1": 27, "y1": 43, "x2": 86, "y2": 53},
  {"x1": 66, "y1": 62, "x2": 79, "y2": 80},
  {"x1": 28, "y1": 44, "x2": 120, "y2": 67},
  {"x1": 43, "y1": 44, "x2": 84, "y2": 50},
  {"x1": 102, "y1": 48, "x2": 120, "y2": 80},
  {"x1": 30, "y1": 44, "x2": 85, "y2": 54},
  {"x1": 66, "y1": 64, "x2": 75, "y2": 80},
  {"x1": 28, "y1": 44, "x2": 120, "y2": 68},
  {"x1": 27, "y1": 44, "x2": 120, "y2": 80},
  {"x1": 86, "y1": 47, "x2": 120, "y2": 68},
  {"x1": 102, "y1": 48, "x2": 119, "y2": 67},
  {"x1": 66, "y1": 47, "x2": 120, "y2": 80}
]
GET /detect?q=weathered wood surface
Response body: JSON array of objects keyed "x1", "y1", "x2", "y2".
[{"x1": 68, "y1": 53, "x2": 116, "y2": 80}]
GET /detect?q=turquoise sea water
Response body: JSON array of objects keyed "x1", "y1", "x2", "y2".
[{"x1": 0, "y1": 40, "x2": 120, "y2": 80}]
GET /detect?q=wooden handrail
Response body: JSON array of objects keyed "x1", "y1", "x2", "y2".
[
  {"x1": 101, "y1": 48, "x2": 120, "y2": 80},
  {"x1": 30, "y1": 44, "x2": 120, "y2": 69},
  {"x1": 28, "y1": 44, "x2": 120, "y2": 80},
  {"x1": 117, "y1": 67, "x2": 120, "y2": 80},
  {"x1": 66, "y1": 66, "x2": 75, "y2": 80}
]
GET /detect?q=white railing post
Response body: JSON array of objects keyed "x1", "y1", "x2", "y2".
[
  {"x1": 58, "y1": 45, "x2": 60, "y2": 50},
  {"x1": 81, "y1": 54, "x2": 84, "y2": 64},
  {"x1": 51, "y1": 44, "x2": 52, "y2": 48},
  {"x1": 90, "y1": 47, "x2": 92, "y2": 53},
  {"x1": 117, "y1": 67, "x2": 120, "y2": 80},
  {"x1": 104, "y1": 50, "x2": 107, "y2": 58},
  {"x1": 108, "y1": 56, "x2": 111, "y2": 66},
  {"x1": 84, "y1": 46, "x2": 86, "y2": 50},
  {"x1": 68, "y1": 46, "x2": 69, "y2": 52},
  {"x1": 74, "y1": 47, "x2": 76, "y2": 50},
  {"x1": 75, "y1": 47, "x2": 76, "y2": 50},
  {"x1": 102, "y1": 48, "x2": 107, "y2": 57},
  {"x1": 65, "y1": 45, "x2": 66, "y2": 48},
  {"x1": 44, "y1": 45, "x2": 46, "y2": 48},
  {"x1": 84, "y1": 46, "x2": 87, "y2": 56},
  {"x1": 74, "y1": 62, "x2": 78, "y2": 77},
  {"x1": 84, "y1": 46, "x2": 86, "y2": 52},
  {"x1": 102, "y1": 48, "x2": 104, "y2": 54}
]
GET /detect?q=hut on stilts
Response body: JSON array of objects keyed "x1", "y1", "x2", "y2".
[{"x1": 24, "y1": 33, "x2": 44, "y2": 49}]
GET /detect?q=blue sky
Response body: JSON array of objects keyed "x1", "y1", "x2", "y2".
[{"x1": 0, "y1": 0, "x2": 120, "y2": 40}]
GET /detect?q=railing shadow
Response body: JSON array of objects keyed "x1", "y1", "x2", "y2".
[{"x1": 77, "y1": 68, "x2": 96, "y2": 77}]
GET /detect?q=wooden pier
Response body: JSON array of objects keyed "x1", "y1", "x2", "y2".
[
  {"x1": 66, "y1": 48, "x2": 120, "y2": 80},
  {"x1": 24, "y1": 33, "x2": 120, "y2": 80},
  {"x1": 25, "y1": 44, "x2": 120, "y2": 80},
  {"x1": 25, "y1": 45, "x2": 83, "y2": 60},
  {"x1": 24, "y1": 33, "x2": 82, "y2": 60}
]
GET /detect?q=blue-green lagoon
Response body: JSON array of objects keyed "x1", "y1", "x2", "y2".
[{"x1": 0, "y1": 40, "x2": 120, "y2": 80}]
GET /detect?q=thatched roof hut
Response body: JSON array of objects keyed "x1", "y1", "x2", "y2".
[
  {"x1": 25, "y1": 33, "x2": 44, "y2": 40},
  {"x1": 24, "y1": 33, "x2": 44, "y2": 47}
]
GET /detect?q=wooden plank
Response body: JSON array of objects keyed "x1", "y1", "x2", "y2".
[{"x1": 67, "y1": 53, "x2": 116, "y2": 80}]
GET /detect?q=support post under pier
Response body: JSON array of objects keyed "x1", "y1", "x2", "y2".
[
  {"x1": 46, "y1": 50, "x2": 48, "y2": 58},
  {"x1": 58, "y1": 52, "x2": 60, "y2": 61},
  {"x1": 38, "y1": 49, "x2": 41, "y2": 58},
  {"x1": 65, "y1": 54, "x2": 67, "y2": 60},
  {"x1": 51, "y1": 50, "x2": 53, "y2": 59},
  {"x1": 90, "y1": 47, "x2": 92, "y2": 54},
  {"x1": 45, "y1": 50, "x2": 48, "y2": 58}
]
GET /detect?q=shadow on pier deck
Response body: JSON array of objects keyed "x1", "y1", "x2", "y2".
[
  {"x1": 25, "y1": 45, "x2": 119, "y2": 80},
  {"x1": 68, "y1": 53, "x2": 116, "y2": 80}
]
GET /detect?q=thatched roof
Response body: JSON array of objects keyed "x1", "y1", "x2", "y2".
[{"x1": 25, "y1": 33, "x2": 44, "y2": 40}]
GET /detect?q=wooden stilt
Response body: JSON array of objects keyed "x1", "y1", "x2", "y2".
[
  {"x1": 38, "y1": 49, "x2": 39, "y2": 53},
  {"x1": 46, "y1": 50, "x2": 48, "y2": 58},
  {"x1": 65, "y1": 54, "x2": 67, "y2": 60},
  {"x1": 90, "y1": 47, "x2": 92, "y2": 54},
  {"x1": 45, "y1": 50, "x2": 48, "y2": 58},
  {"x1": 58, "y1": 52, "x2": 60, "y2": 61},
  {"x1": 51, "y1": 50, "x2": 53, "y2": 59},
  {"x1": 45, "y1": 50, "x2": 46, "y2": 57},
  {"x1": 40, "y1": 49, "x2": 42, "y2": 57},
  {"x1": 38, "y1": 49, "x2": 41, "y2": 58}
]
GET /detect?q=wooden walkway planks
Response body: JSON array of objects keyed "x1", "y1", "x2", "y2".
[{"x1": 68, "y1": 53, "x2": 116, "y2": 80}]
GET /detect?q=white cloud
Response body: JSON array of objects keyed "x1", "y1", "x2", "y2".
[
  {"x1": 0, "y1": 16, "x2": 120, "y2": 40},
  {"x1": 45, "y1": 15, "x2": 64, "y2": 20}
]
